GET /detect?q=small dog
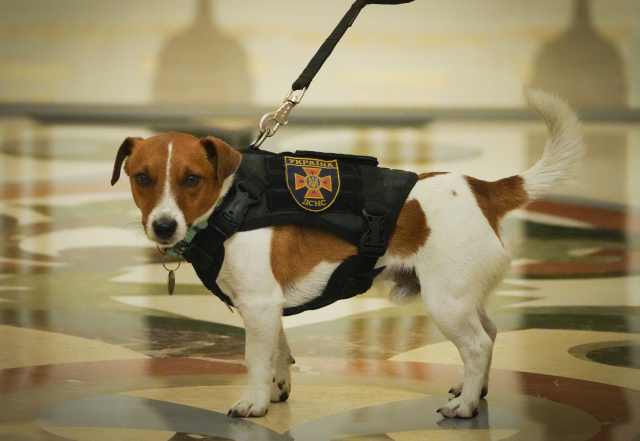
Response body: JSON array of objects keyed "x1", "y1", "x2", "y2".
[{"x1": 112, "y1": 89, "x2": 583, "y2": 419}]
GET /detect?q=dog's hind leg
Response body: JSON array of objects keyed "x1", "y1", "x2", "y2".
[
  {"x1": 421, "y1": 280, "x2": 495, "y2": 419},
  {"x1": 449, "y1": 307, "x2": 496, "y2": 400},
  {"x1": 270, "y1": 324, "x2": 294, "y2": 403},
  {"x1": 478, "y1": 309, "x2": 497, "y2": 396}
]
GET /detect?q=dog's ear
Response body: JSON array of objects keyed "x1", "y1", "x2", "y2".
[
  {"x1": 111, "y1": 137, "x2": 142, "y2": 186},
  {"x1": 201, "y1": 137, "x2": 242, "y2": 185}
]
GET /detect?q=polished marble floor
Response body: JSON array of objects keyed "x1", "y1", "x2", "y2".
[{"x1": 1, "y1": 119, "x2": 640, "y2": 440}]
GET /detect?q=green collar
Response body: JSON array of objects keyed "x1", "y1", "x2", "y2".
[
  {"x1": 162, "y1": 197, "x2": 225, "y2": 258},
  {"x1": 162, "y1": 218, "x2": 208, "y2": 258}
]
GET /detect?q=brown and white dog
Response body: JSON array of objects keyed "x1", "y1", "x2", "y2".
[{"x1": 111, "y1": 89, "x2": 583, "y2": 419}]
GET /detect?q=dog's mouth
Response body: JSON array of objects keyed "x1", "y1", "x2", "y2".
[
  {"x1": 152, "y1": 234, "x2": 186, "y2": 249},
  {"x1": 147, "y1": 215, "x2": 188, "y2": 249},
  {"x1": 144, "y1": 230, "x2": 185, "y2": 250}
]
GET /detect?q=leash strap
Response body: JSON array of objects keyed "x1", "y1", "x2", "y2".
[
  {"x1": 291, "y1": 0, "x2": 368, "y2": 92},
  {"x1": 250, "y1": 0, "x2": 414, "y2": 149},
  {"x1": 291, "y1": 0, "x2": 414, "y2": 91}
]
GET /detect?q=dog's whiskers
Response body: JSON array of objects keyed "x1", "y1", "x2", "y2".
[{"x1": 123, "y1": 222, "x2": 147, "y2": 240}]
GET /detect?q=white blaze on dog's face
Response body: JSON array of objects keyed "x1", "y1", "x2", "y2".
[{"x1": 111, "y1": 132, "x2": 242, "y2": 247}]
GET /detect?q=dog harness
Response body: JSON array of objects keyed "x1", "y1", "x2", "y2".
[
  {"x1": 166, "y1": 148, "x2": 417, "y2": 316},
  {"x1": 163, "y1": 0, "x2": 418, "y2": 315}
]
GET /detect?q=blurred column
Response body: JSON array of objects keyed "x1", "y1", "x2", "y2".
[
  {"x1": 528, "y1": 0, "x2": 628, "y2": 203},
  {"x1": 152, "y1": 0, "x2": 253, "y2": 106}
]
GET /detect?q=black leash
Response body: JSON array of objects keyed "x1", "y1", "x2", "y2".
[
  {"x1": 250, "y1": 0, "x2": 415, "y2": 148},
  {"x1": 167, "y1": 1, "x2": 418, "y2": 311}
]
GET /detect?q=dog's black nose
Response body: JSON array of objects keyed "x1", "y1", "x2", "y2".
[{"x1": 153, "y1": 217, "x2": 177, "y2": 240}]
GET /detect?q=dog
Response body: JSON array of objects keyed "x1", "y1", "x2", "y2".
[{"x1": 111, "y1": 89, "x2": 583, "y2": 419}]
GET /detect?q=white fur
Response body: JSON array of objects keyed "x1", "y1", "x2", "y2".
[
  {"x1": 521, "y1": 88, "x2": 585, "y2": 198},
  {"x1": 147, "y1": 142, "x2": 188, "y2": 246},
  {"x1": 136, "y1": 89, "x2": 583, "y2": 419}
]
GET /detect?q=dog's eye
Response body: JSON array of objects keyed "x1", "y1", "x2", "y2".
[
  {"x1": 134, "y1": 173, "x2": 151, "y2": 187},
  {"x1": 184, "y1": 175, "x2": 202, "y2": 188}
]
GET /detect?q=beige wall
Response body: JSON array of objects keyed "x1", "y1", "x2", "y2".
[{"x1": 0, "y1": 0, "x2": 638, "y2": 107}]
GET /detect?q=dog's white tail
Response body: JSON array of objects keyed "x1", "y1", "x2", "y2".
[{"x1": 520, "y1": 88, "x2": 585, "y2": 200}]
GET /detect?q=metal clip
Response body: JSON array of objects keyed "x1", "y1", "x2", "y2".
[
  {"x1": 285, "y1": 88, "x2": 306, "y2": 104},
  {"x1": 250, "y1": 129, "x2": 272, "y2": 149},
  {"x1": 250, "y1": 88, "x2": 307, "y2": 149}
]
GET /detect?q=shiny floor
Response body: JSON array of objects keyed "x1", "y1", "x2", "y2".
[{"x1": 1, "y1": 119, "x2": 639, "y2": 441}]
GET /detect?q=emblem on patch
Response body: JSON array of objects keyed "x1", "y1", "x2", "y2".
[{"x1": 285, "y1": 156, "x2": 340, "y2": 212}]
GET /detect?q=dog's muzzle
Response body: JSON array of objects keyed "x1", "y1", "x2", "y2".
[{"x1": 153, "y1": 216, "x2": 178, "y2": 241}]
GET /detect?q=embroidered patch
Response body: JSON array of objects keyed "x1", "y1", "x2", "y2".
[{"x1": 285, "y1": 156, "x2": 340, "y2": 212}]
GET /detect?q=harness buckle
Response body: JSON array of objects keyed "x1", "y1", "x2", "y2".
[
  {"x1": 214, "y1": 182, "x2": 261, "y2": 237},
  {"x1": 359, "y1": 208, "x2": 388, "y2": 257},
  {"x1": 168, "y1": 240, "x2": 191, "y2": 257}
]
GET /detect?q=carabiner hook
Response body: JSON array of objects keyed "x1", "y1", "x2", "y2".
[
  {"x1": 259, "y1": 111, "x2": 282, "y2": 134},
  {"x1": 250, "y1": 88, "x2": 307, "y2": 149}
]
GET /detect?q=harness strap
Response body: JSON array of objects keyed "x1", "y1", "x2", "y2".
[
  {"x1": 359, "y1": 165, "x2": 387, "y2": 257},
  {"x1": 182, "y1": 175, "x2": 269, "y2": 308},
  {"x1": 283, "y1": 165, "x2": 390, "y2": 316},
  {"x1": 283, "y1": 254, "x2": 383, "y2": 316}
]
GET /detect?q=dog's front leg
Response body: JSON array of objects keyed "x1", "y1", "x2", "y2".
[
  {"x1": 271, "y1": 324, "x2": 294, "y2": 403},
  {"x1": 229, "y1": 299, "x2": 284, "y2": 418}
]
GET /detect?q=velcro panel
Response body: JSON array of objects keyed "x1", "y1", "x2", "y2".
[{"x1": 264, "y1": 155, "x2": 363, "y2": 215}]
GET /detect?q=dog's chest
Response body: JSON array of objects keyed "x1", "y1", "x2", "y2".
[{"x1": 218, "y1": 228, "x2": 340, "y2": 308}]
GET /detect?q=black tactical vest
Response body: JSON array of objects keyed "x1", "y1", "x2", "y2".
[{"x1": 175, "y1": 148, "x2": 418, "y2": 316}]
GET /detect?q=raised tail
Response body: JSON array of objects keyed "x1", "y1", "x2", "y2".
[
  {"x1": 462, "y1": 89, "x2": 584, "y2": 237},
  {"x1": 520, "y1": 88, "x2": 585, "y2": 200}
]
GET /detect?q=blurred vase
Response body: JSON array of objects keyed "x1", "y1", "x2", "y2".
[
  {"x1": 153, "y1": 0, "x2": 253, "y2": 105},
  {"x1": 530, "y1": 0, "x2": 627, "y2": 108}
]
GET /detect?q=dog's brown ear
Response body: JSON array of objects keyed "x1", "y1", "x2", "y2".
[
  {"x1": 111, "y1": 137, "x2": 141, "y2": 185},
  {"x1": 201, "y1": 137, "x2": 242, "y2": 185}
]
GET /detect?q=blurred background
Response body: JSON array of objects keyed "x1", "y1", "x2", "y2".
[
  {"x1": 0, "y1": 0, "x2": 638, "y2": 107},
  {"x1": 1, "y1": 0, "x2": 639, "y2": 207},
  {"x1": 1, "y1": 0, "x2": 638, "y2": 192}
]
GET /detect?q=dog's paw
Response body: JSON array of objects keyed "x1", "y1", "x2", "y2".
[
  {"x1": 448, "y1": 383, "x2": 488, "y2": 399},
  {"x1": 228, "y1": 395, "x2": 270, "y2": 418},
  {"x1": 448, "y1": 382, "x2": 464, "y2": 398},
  {"x1": 436, "y1": 397, "x2": 479, "y2": 419},
  {"x1": 270, "y1": 373, "x2": 292, "y2": 402}
]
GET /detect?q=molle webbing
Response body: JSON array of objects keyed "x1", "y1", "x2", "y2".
[{"x1": 237, "y1": 149, "x2": 401, "y2": 247}]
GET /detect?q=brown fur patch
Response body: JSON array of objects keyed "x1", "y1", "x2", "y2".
[
  {"x1": 391, "y1": 268, "x2": 420, "y2": 294},
  {"x1": 270, "y1": 199, "x2": 429, "y2": 286},
  {"x1": 464, "y1": 175, "x2": 529, "y2": 237},
  {"x1": 270, "y1": 225, "x2": 356, "y2": 288},
  {"x1": 388, "y1": 199, "x2": 430, "y2": 257},
  {"x1": 418, "y1": 172, "x2": 449, "y2": 180}
]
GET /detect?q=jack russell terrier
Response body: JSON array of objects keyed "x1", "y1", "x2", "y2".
[{"x1": 111, "y1": 89, "x2": 583, "y2": 419}]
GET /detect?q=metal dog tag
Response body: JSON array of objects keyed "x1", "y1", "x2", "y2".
[
  {"x1": 163, "y1": 255, "x2": 180, "y2": 296},
  {"x1": 168, "y1": 270, "x2": 175, "y2": 295}
]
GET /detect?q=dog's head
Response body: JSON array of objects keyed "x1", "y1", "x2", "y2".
[{"x1": 111, "y1": 132, "x2": 242, "y2": 247}]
